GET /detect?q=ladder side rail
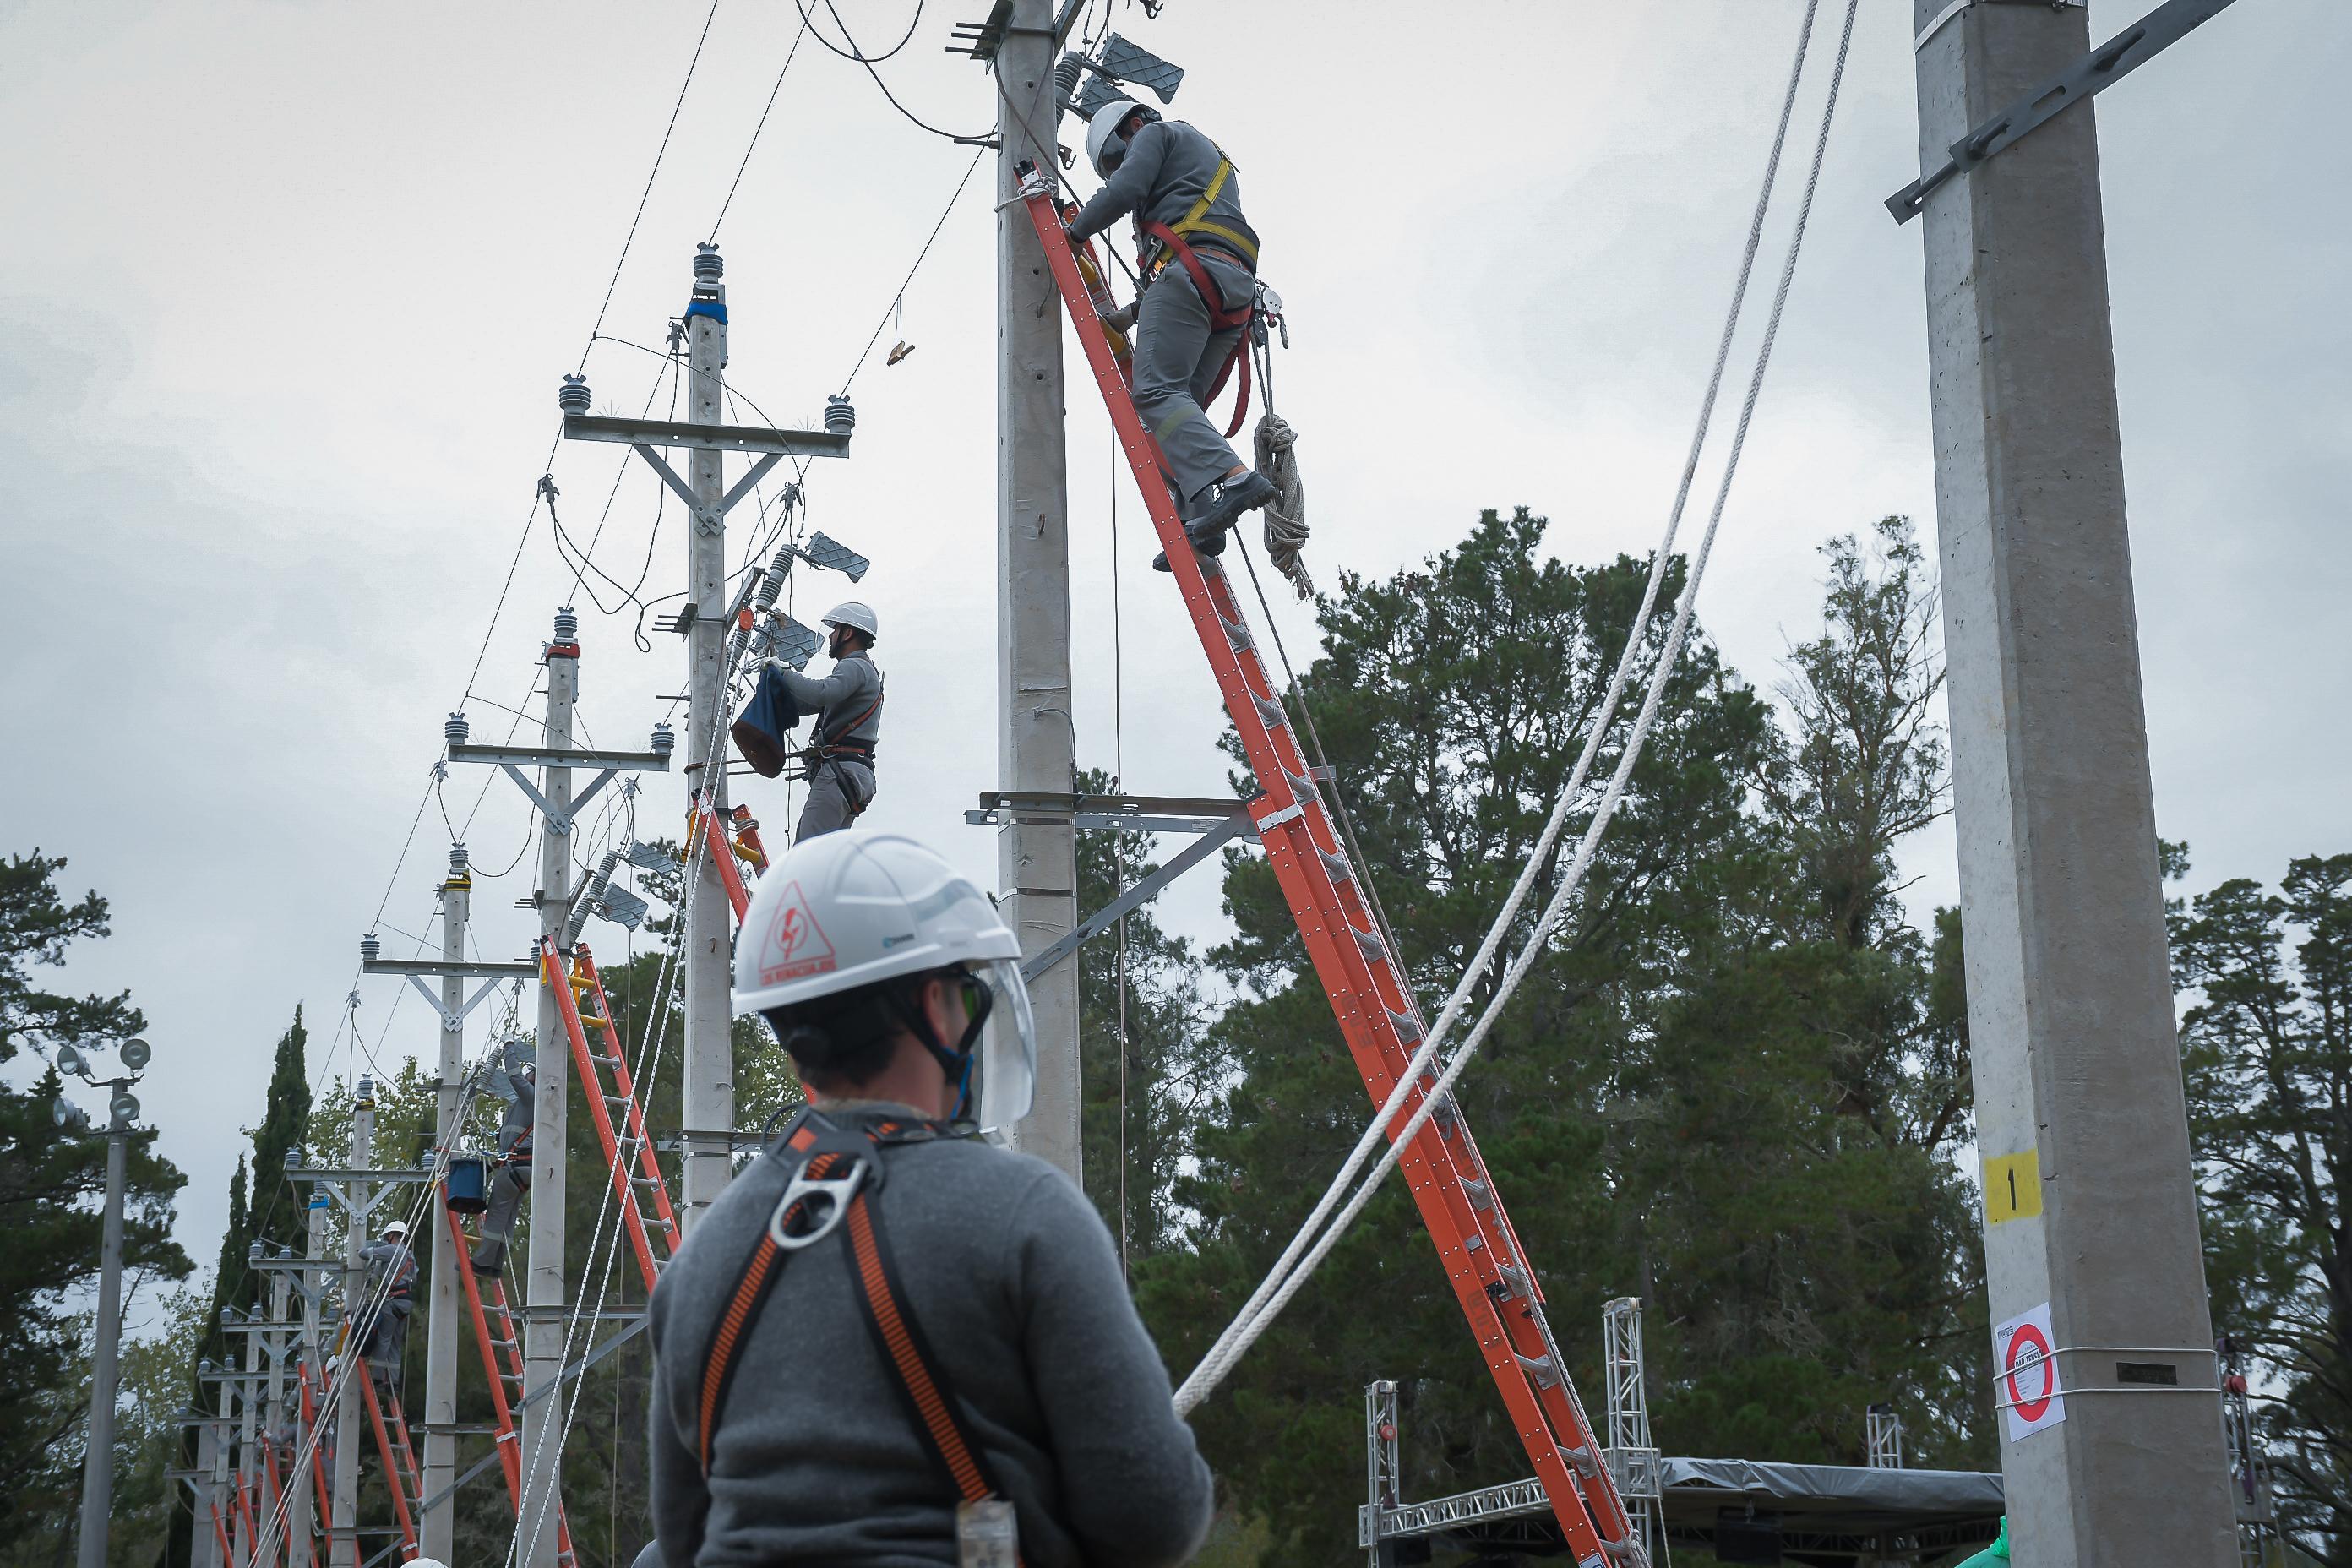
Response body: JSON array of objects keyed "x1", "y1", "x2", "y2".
[
  {"x1": 480, "y1": 1271, "x2": 580, "y2": 1566},
  {"x1": 357, "y1": 1372, "x2": 420, "y2": 1552},
  {"x1": 210, "y1": 1498, "x2": 233, "y2": 1566},
  {"x1": 232, "y1": 1465, "x2": 263, "y2": 1560},
  {"x1": 699, "y1": 804, "x2": 752, "y2": 923},
  {"x1": 544, "y1": 939, "x2": 662, "y2": 1292},
  {"x1": 1186, "y1": 559, "x2": 1635, "y2": 1551},
  {"x1": 446, "y1": 1206, "x2": 527, "y2": 1499},
  {"x1": 574, "y1": 949, "x2": 683, "y2": 1256},
  {"x1": 1021, "y1": 185, "x2": 1636, "y2": 1563}
]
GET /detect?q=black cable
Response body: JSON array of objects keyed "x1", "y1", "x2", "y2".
[
  {"x1": 547, "y1": 359, "x2": 679, "y2": 619},
  {"x1": 577, "y1": 0, "x2": 724, "y2": 373},
  {"x1": 791, "y1": 0, "x2": 926, "y2": 63},
  {"x1": 710, "y1": 10, "x2": 815, "y2": 241},
  {"x1": 808, "y1": 0, "x2": 991, "y2": 141},
  {"x1": 841, "y1": 147, "x2": 988, "y2": 392}
]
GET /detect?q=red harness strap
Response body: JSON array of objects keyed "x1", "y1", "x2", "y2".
[
  {"x1": 694, "y1": 1114, "x2": 1017, "y2": 1555},
  {"x1": 1144, "y1": 223, "x2": 1256, "y2": 438}
]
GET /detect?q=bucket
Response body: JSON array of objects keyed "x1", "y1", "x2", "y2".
[{"x1": 444, "y1": 1155, "x2": 488, "y2": 1215}]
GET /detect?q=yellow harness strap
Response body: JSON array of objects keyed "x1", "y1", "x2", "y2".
[{"x1": 1169, "y1": 156, "x2": 1258, "y2": 264}]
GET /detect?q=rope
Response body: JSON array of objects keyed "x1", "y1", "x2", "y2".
[
  {"x1": 1251, "y1": 412, "x2": 1311, "y2": 602},
  {"x1": 1173, "y1": 0, "x2": 1859, "y2": 1415}
]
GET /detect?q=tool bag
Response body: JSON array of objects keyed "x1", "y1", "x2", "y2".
[{"x1": 730, "y1": 667, "x2": 805, "y2": 779}]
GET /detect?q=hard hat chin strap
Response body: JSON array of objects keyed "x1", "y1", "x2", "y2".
[{"x1": 888, "y1": 970, "x2": 993, "y2": 1120}]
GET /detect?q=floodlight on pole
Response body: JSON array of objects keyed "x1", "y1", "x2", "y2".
[
  {"x1": 120, "y1": 1038, "x2": 150, "y2": 1071},
  {"x1": 57, "y1": 1043, "x2": 84, "y2": 1077}
]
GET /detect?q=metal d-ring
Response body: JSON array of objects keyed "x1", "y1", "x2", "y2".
[{"x1": 767, "y1": 1155, "x2": 869, "y2": 1251}]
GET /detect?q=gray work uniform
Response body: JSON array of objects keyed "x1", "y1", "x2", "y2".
[
  {"x1": 647, "y1": 1103, "x2": 1214, "y2": 1568},
  {"x1": 473, "y1": 1088, "x2": 534, "y2": 1267},
  {"x1": 358, "y1": 1239, "x2": 417, "y2": 1370},
  {"x1": 1068, "y1": 118, "x2": 1260, "y2": 518},
  {"x1": 773, "y1": 649, "x2": 882, "y2": 841}
]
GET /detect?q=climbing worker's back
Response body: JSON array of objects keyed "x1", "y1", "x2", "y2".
[{"x1": 645, "y1": 828, "x2": 1214, "y2": 1567}]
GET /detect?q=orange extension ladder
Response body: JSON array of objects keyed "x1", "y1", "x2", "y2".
[
  {"x1": 1017, "y1": 170, "x2": 1640, "y2": 1566},
  {"x1": 444, "y1": 1203, "x2": 580, "y2": 1567}
]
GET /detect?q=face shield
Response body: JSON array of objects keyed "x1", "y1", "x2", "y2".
[{"x1": 960, "y1": 958, "x2": 1036, "y2": 1133}]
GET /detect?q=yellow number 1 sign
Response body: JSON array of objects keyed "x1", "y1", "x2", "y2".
[{"x1": 1984, "y1": 1149, "x2": 2044, "y2": 1224}]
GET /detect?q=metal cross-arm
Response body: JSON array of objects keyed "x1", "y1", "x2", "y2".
[{"x1": 1886, "y1": 0, "x2": 2242, "y2": 221}]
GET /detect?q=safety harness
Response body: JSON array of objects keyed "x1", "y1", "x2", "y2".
[
  {"x1": 803, "y1": 678, "x2": 885, "y2": 815},
  {"x1": 1141, "y1": 155, "x2": 1260, "y2": 438},
  {"x1": 695, "y1": 1108, "x2": 1021, "y2": 1559}
]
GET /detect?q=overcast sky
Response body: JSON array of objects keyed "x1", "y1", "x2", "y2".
[{"x1": 3, "y1": 0, "x2": 2343, "y2": 1315}]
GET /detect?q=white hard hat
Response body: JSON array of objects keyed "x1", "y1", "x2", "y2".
[
  {"x1": 381, "y1": 1219, "x2": 410, "y2": 1238},
  {"x1": 733, "y1": 830, "x2": 1035, "y2": 1129},
  {"x1": 821, "y1": 601, "x2": 879, "y2": 640},
  {"x1": 1086, "y1": 98, "x2": 1156, "y2": 177}
]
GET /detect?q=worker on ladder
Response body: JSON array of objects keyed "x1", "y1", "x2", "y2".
[
  {"x1": 468, "y1": 1039, "x2": 535, "y2": 1275},
  {"x1": 758, "y1": 602, "x2": 884, "y2": 842},
  {"x1": 357, "y1": 1217, "x2": 417, "y2": 1390},
  {"x1": 645, "y1": 830, "x2": 1213, "y2": 1567},
  {"x1": 1068, "y1": 98, "x2": 1279, "y2": 570}
]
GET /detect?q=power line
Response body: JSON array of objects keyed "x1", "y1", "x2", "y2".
[
  {"x1": 576, "y1": 0, "x2": 726, "y2": 373},
  {"x1": 709, "y1": 9, "x2": 815, "y2": 241},
  {"x1": 840, "y1": 146, "x2": 988, "y2": 392},
  {"x1": 792, "y1": 0, "x2": 928, "y2": 65},
  {"x1": 803, "y1": 0, "x2": 991, "y2": 142}
]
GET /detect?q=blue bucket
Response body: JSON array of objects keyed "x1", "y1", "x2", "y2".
[{"x1": 444, "y1": 1155, "x2": 488, "y2": 1215}]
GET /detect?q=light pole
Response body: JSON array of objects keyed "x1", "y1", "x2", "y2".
[{"x1": 57, "y1": 1035, "x2": 155, "y2": 1568}]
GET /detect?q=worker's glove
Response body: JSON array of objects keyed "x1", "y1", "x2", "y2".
[{"x1": 1103, "y1": 302, "x2": 1137, "y2": 333}]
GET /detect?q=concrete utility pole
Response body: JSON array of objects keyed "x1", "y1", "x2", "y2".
[
  {"x1": 194, "y1": 1416, "x2": 225, "y2": 1568},
  {"x1": 994, "y1": 0, "x2": 1081, "y2": 1184},
  {"x1": 329, "y1": 1081, "x2": 374, "y2": 1568},
  {"x1": 680, "y1": 242, "x2": 736, "y2": 1234},
  {"x1": 263, "y1": 1266, "x2": 293, "y2": 1568},
  {"x1": 74, "y1": 1118, "x2": 128, "y2": 1568},
  {"x1": 235, "y1": 1310, "x2": 262, "y2": 1568},
  {"x1": 287, "y1": 1190, "x2": 329, "y2": 1565},
  {"x1": 420, "y1": 846, "x2": 469, "y2": 1560},
  {"x1": 1908, "y1": 3, "x2": 2236, "y2": 1563},
  {"x1": 520, "y1": 612, "x2": 577, "y2": 1568}
]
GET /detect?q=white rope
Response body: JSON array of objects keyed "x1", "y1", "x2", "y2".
[{"x1": 1173, "y1": 0, "x2": 1861, "y2": 1417}]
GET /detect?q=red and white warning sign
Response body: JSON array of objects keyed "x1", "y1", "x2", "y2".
[
  {"x1": 1994, "y1": 1300, "x2": 2066, "y2": 1442},
  {"x1": 756, "y1": 879, "x2": 837, "y2": 986}
]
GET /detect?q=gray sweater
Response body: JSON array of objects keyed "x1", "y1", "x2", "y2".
[
  {"x1": 774, "y1": 649, "x2": 883, "y2": 751},
  {"x1": 647, "y1": 1108, "x2": 1214, "y2": 1566},
  {"x1": 1067, "y1": 118, "x2": 1258, "y2": 266}
]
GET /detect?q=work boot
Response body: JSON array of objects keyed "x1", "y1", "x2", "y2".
[
  {"x1": 1193, "y1": 470, "x2": 1279, "y2": 539},
  {"x1": 470, "y1": 1238, "x2": 507, "y2": 1275}
]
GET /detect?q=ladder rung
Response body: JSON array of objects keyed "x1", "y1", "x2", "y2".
[
  {"x1": 1386, "y1": 1005, "x2": 1423, "y2": 1046},
  {"x1": 641, "y1": 1216, "x2": 674, "y2": 1231},
  {"x1": 602, "y1": 1091, "x2": 633, "y2": 1104},
  {"x1": 1216, "y1": 610, "x2": 1252, "y2": 651},
  {"x1": 591, "y1": 1053, "x2": 622, "y2": 1067},
  {"x1": 1350, "y1": 923, "x2": 1385, "y2": 962},
  {"x1": 1250, "y1": 689, "x2": 1288, "y2": 730}
]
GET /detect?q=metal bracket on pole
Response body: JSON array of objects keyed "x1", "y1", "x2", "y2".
[
  {"x1": 363, "y1": 956, "x2": 540, "y2": 1032},
  {"x1": 967, "y1": 788, "x2": 1268, "y2": 837},
  {"x1": 1020, "y1": 813, "x2": 1251, "y2": 983},
  {"x1": 1886, "y1": 0, "x2": 2241, "y2": 222},
  {"x1": 445, "y1": 743, "x2": 671, "y2": 836}
]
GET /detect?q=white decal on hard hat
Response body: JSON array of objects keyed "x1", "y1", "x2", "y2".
[{"x1": 758, "y1": 880, "x2": 838, "y2": 986}]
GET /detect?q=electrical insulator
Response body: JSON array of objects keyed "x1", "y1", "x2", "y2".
[
  {"x1": 361, "y1": 933, "x2": 382, "y2": 961},
  {"x1": 694, "y1": 242, "x2": 724, "y2": 284},
  {"x1": 651, "y1": 722, "x2": 675, "y2": 758},
  {"x1": 825, "y1": 395, "x2": 856, "y2": 436},
  {"x1": 553, "y1": 607, "x2": 579, "y2": 642},
  {"x1": 558, "y1": 374, "x2": 591, "y2": 416},
  {"x1": 445, "y1": 712, "x2": 470, "y2": 746},
  {"x1": 449, "y1": 843, "x2": 470, "y2": 876}
]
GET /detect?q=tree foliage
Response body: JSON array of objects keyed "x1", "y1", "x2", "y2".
[
  {"x1": 2174, "y1": 850, "x2": 2352, "y2": 1560},
  {"x1": 0, "y1": 851, "x2": 188, "y2": 1538},
  {"x1": 1129, "y1": 510, "x2": 1984, "y2": 1560}
]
